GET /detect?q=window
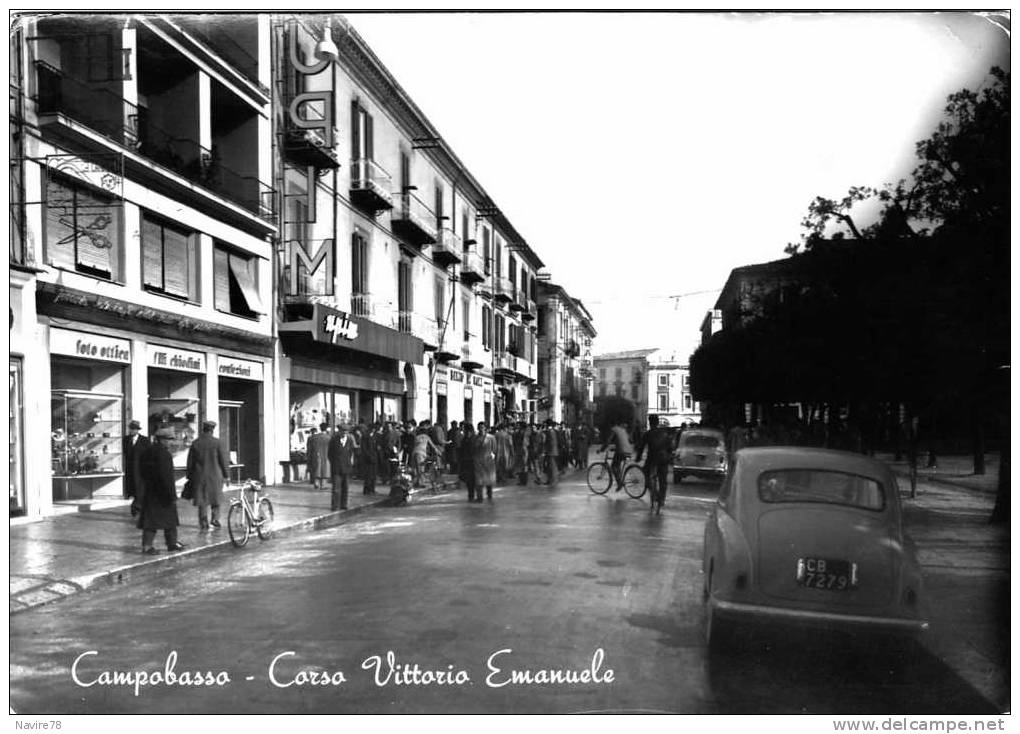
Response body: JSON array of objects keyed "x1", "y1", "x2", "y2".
[
  {"x1": 758, "y1": 469, "x2": 885, "y2": 512},
  {"x1": 142, "y1": 215, "x2": 197, "y2": 300},
  {"x1": 615, "y1": 367, "x2": 622, "y2": 380},
  {"x1": 657, "y1": 374, "x2": 669, "y2": 388},
  {"x1": 398, "y1": 259, "x2": 413, "y2": 332},
  {"x1": 658, "y1": 394, "x2": 668, "y2": 411},
  {"x1": 45, "y1": 174, "x2": 122, "y2": 280},
  {"x1": 508, "y1": 255, "x2": 516, "y2": 288},
  {"x1": 495, "y1": 238, "x2": 502, "y2": 278},
  {"x1": 684, "y1": 395, "x2": 692, "y2": 410},
  {"x1": 482, "y1": 228, "x2": 491, "y2": 274},
  {"x1": 599, "y1": 368, "x2": 606, "y2": 382},
  {"x1": 350, "y1": 101, "x2": 374, "y2": 163},
  {"x1": 631, "y1": 384, "x2": 639, "y2": 401},
  {"x1": 615, "y1": 384, "x2": 623, "y2": 397},
  {"x1": 482, "y1": 304, "x2": 492, "y2": 349},
  {"x1": 214, "y1": 243, "x2": 263, "y2": 317},
  {"x1": 434, "y1": 182, "x2": 444, "y2": 229},
  {"x1": 434, "y1": 275, "x2": 445, "y2": 327},
  {"x1": 463, "y1": 296, "x2": 471, "y2": 341},
  {"x1": 600, "y1": 383, "x2": 607, "y2": 397},
  {"x1": 632, "y1": 366, "x2": 642, "y2": 382},
  {"x1": 495, "y1": 313, "x2": 505, "y2": 352},
  {"x1": 352, "y1": 231, "x2": 369, "y2": 296}
]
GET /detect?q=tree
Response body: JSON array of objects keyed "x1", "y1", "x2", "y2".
[{"x1": 592, "y1": 396, "x2": 636, "y2": 435}]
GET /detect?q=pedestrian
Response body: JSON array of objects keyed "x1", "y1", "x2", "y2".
[
  {"x1": 429, "y1": 420, "x2": 447, "y2": 469},
  {"x1": 473, "y1": 422, "x2": 497, "y2": 501},
  {"x1": 186, "y1": 420, "x2": 230, "y2": 533},
  {"x1": 574, "y1": 423, "x2": 591, "y2": 470},
  {"x1": 411, "y1": 425, "x2": 443, "y2": 487},
  {"x1": 447, "y1": 420, "x2": 462, "y2": 476},
  {"x1": 460, "y1": 423, "x2": 478, "y2": 501},
  {"x1": 556, "y1": 423, "x2": 569, "y2": 473},
  {"x1": 529, "y1": 421, "x2": 544, "y2": 482},
  {"x1": 123, "y1": 419, "x2": 149, "y2": 517},
  {"x1": 306, "y1": 423, "x2": 331, "y2": 491},
  {"x1": 634, "y1": 415, "x2": 673, "y2": 509},
  {"x1": 495, "y1": 423, "x2": 513, "y2": 481},
  {"x1": 361, "y1": 423, "x2": 379, "y2": 495},
  {"x1": 545, "y1": 420, "x2": 560, "y2": 487},
  {"x1": 401, "y1": 420, "x2": 416, "y2": 466},
  {"x1": 512, "y1": 422, "x2": 529, "y2": 485},
  {"x1": 137, "y1": 427, "x2": 184, "y2": 554},
  {"x1": 328, "y1": 423, "x2": 359, "y2": 511}
]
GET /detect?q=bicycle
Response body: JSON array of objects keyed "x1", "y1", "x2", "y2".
[
  {"x1": 420, "y1": 456, "x2": 443, "y2": 493},
  {"x1": 227, "y1": 479, "x2": 274, "y2": 548},
  {"x1": 587, "y1": 447, "x2": 646, "y2": 498}
]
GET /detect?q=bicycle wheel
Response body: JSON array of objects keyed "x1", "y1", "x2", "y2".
[
  {"x1": 227, "y1": 502, "x2": 249, "y2": 547},
  {"x1": 256, "y1": 498, "x2": 274, "y2": 540},
  {"x1": 587, "y1": 462, "x2": 611, "y2": 495},
  {"x1": 623, "y1": 464, "x2": 647, "y2": 499}
]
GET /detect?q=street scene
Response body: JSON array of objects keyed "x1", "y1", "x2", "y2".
[{"x1": 8, "y1": 10, "x2": 1010, "y2": 721}]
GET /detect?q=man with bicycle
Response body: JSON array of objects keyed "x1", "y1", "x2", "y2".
[
  {"x1": 634, "y1": 415, "x2": 672, "y2": 509},
  {"x1": 599, "y1": 418, "x2": 634, "y2": 491}
]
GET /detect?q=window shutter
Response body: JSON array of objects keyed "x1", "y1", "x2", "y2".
[
  {"x1": 228, "y1": 251, "x2": 264, "y2": 314},
  {"x1": 162, "y1": 226, "x2": 190, "y2": 297},
  {"x1": 142, "y1": 218, "x2": 163, "y2": 288},
  {"x1": 434, "y1": 276, "x2": 444, "y2": 324},
  {"x1": 45, "y1": 178, "x2": 76, "y2": 270},
  {"x1": 351, "y1": 101, "x2": 361, "y2": 162},
  {"x1": 365, "y1": 113, "x2": 374, "y2": 159},
  {"x1": 74, "y1": 186, "x2": 112, "y2": 274},
  {"x1": 214, "y1": 246, "x2": 230, "y2": 311}
]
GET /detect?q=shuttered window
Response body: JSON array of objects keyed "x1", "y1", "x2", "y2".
[
  {"x1": 434, "y1": 275, "x2": 445, "y2": 326},
  {"x1": 214, "y1": 243, "x2": 263, "y2": 317},
  {"x1": 45, "y1": 174, "x2": 121, "y2": 280},
  {"x1": 352, "y1": 232, "x2": 368, "y2": 295},
  {"x1": 141, "y1": 214, "x2": 196, "y2": 300}
]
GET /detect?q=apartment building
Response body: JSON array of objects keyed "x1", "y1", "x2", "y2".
[
  {"x1": 535, "y1": 278, "x2": 596, "y2": 425},
  {"x1": 11, "y1": 14, "x2": 277, "y2": 519},
  {"x1": 9, "y1": 12, "x2": 579, "y2": 517},
  {"x1": 593, "y1": 348, "x2": 702, "y2": 429},
  {"x1": 274, "y1": 14, "x2": 544, "y2": 460}
]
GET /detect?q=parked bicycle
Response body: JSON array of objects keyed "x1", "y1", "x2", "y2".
[
  {"x1": 587, "y1": 447, "x2": 646, "y2": 498},
  {"x1": 227, "y1": 479, "x2": 274, "y2": 548}
]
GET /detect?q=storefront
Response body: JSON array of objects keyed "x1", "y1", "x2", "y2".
[
  {"x1": 10, "y1": 358, "x2": 26, "y2": 517},
  {"x1": 49, "y1": 328, "x2": 131, "y2": 501},
  {"x1": 147, "y1": 344, "x2": 204, "y2": 479},
  {"x1": 217, "y1": 356, "x2": 264, "y2": 483},
  {"x1": 279, "y1": 303, "x2": 423, "y2": 469}
]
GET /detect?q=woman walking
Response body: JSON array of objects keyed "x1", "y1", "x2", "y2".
[{"x1": 473, "y1": 422, "x2": 497, "y2": 502}]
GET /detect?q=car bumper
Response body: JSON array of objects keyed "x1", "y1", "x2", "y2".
[
  {"x1": 674, "y1": 465, "x2": 726, "y2": 478},
  {"x1": 710, "y1": 597, "x2": 929, "y2": 634}
]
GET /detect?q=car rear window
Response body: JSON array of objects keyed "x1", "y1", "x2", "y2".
[
  {"x1": 757, "y1": 469, "x2": 885, "y2": 511},
  {"x1": 683, "y1": 435, "x2": 722, "y2": 449}
]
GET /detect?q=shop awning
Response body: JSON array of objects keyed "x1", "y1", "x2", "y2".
[
  {"x1": 280, "y1": 303, "x2": 424, "y2": 364},
  {"x1": 229, "y1": 255, "x2": 266, "y2": 314}
]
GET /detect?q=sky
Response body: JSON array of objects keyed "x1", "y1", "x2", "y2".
[{"x1": 344, "y1": 10, "x2": 1009, "y2": 360}]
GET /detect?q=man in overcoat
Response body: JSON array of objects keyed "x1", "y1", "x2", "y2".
[
  {"x1": 186, "y1": 420, "x2": 230, "y2": 532},
  {"x1": 306, "y1": 423, "x2": 332, "y2": 490},
  {"x1": 123, "y1": 419, "x2": 149, "y2": 517},
  {"x1": 328, "y1": 423, "x2": 359, "y2": 510},
  {"x1": 137, "y1": 428, "x2": 184, "y2": 554},
  {"x1": 361, "y1": 423, "x2": 379, "y2": 495}
]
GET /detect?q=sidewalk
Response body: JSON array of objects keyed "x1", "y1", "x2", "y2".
[
  {"x1": 882, "y1": 454, "x2": 1010, "y2": 712},
  {"x1": 9, "y1": 475, "x2": 459, "y2": 614}
]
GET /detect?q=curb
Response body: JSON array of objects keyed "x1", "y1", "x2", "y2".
[{"x1": 10, "y1": 480, "x2": 463, "y2": 616}]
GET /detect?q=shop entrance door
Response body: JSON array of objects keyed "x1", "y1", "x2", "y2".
[
  {"x1": 464, "y1": 398, "x2": 473, "y2": 427},
  {"x1": 218, "y1": 401, "x2": 243, "y2": 482},
  {"x1": 437, "y1": 394, "x2": 448, "y2": 427}
]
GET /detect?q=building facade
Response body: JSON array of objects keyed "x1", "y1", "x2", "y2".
[
  {"x1": 11, "y1": 14, "x2": 277, "y2": 519},
  {"x1": 593, "y1": 348, "x2": 701, "y2": 429},
  {"x1": 536, "y1": 278, "x2": 596, "y2": 425},
  {"x1": 9, "y1": 12, "x2": 578, "y2": 519}
]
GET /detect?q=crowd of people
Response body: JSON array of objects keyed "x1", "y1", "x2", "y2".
[{"x1": 300, "y1": 418, "x2": 600, "y2": 505}]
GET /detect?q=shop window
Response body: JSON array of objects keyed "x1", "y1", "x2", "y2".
[
  {"x1": 45, "y1": 174, "x2": 122, "y2": 281},
  {"x1": 214, "y1": 243, "x2": 264, "y2": 318},
  {"x1": 142, "y1": 215, "x2": 198, "y2": 301}
]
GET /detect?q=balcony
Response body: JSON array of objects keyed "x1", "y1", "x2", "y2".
[
  {"x1": 564, "y1": 339, "x2": 581, "y2": 358},
  {"x1": 432, "y1": 227, "x2": 462, "y2": 267},
  {"x1": 174, "y1": 19, "x2": 265, "y2": 93},
  {"x1": 494, "y1": 275, "x2": 513, "y2": 304},
  {"x1": 34, "y1": 61, "x2": 276, "y2": 226},
  {"x1": 350, "y1": 293, "x2": 378, "y2": 318},
  {"x1": 509, "y1": 287, "x2": 526, "y2": 312},
  {"x1": 461, "y1": 334, "x2": 483, "y2": 371},
  {"x1": 391, "y1": 191, "x2": 438, "y2": 248},
  {"x1": 350, "y1": 158, "x2": 393, "y2": 213},
  {"x1": 435, "y1": 326, "x2": 460, "y2": 363},
  {"x1": 520, "y1": 297, "x2": 536, "y2": 322},
  {"x1": 494, "y1": 351, "x2": 516, "y2": 376},
  {"x1": 460, "y1": 248, "x2": 486, "y2": 284},
  {"x1": 397, "y1": 311, "x2": 439, "y2": 349}
]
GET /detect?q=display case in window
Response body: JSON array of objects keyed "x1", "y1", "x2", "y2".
[
  {"x1": 149, "y1": 398, "x2": 199, "y2": 468},
  {"x1": 51, "y1": 390, "x2": 124, "y2": 499}
]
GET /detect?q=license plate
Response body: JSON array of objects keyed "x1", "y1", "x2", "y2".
[{"x1": 796, "y1": 557, "x2": 857, "y2": 591}]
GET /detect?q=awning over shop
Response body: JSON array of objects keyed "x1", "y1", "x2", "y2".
[
  {"x1": 279, "y1": 303, "x2": 424, "y2": 364},
  {"x1": 290, "y1": 360, "x2": 405, "y2": 395}
]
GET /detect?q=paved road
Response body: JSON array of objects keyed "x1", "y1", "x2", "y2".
[{"x1": 9, "y1": 473, "x2": 997, "y2": 715}]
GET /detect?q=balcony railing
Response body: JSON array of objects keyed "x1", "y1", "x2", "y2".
[
  {"x1": 35, "y1": 61, "x2": 275, "y2": 221},
  {"x1": 180, "y1": 22, "x2": 264, "y2": 92},
  {"x1": 564, "y1": 339, "x2": 581, "y2": 358},
  {"x1": 391, "y1": 190, "x2": 438, "y2": 247},
  {"x1": 432, "y1": 227, "x2": 462, "y2": 266},
  {"x1": 521, "y1": 297, "x2": 536, "y2": 322},
  {"x1": 494, "y1": 275, "x2": 513, "y2": 303},
  {"x1": 350, "y1": 158, "x2": 393, "y2": 212},
  {"x1": 460, "y1": 248, "x2": 485, "y2": 284},
  {"x1": 350, "y1": 292, "x2": 376, "y2": 318},
  {"x1": 397, "y1": 310, "x2": 439, "y2": 347}
]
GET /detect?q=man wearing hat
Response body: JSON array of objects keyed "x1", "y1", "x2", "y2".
[
  {"x1": 328, "y1": 423, "x2": 359, "y2": 511},
  {"x1": 137, "y1": 427, "x2": 184, "y2": 554},
  {"x1": 186, "y1": 420, "x2": 230, "y2": 532},
  {"x1": 123, "y1": 419, "x2": 149, "y2": 517}
]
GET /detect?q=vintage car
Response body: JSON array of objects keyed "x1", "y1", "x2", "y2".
[
  {"x1": 702, "y1": 447, "x2": 928, "y2": 650},
  {"x1": 673, "y1": 428, "x2": 727, "y2": 483}
]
